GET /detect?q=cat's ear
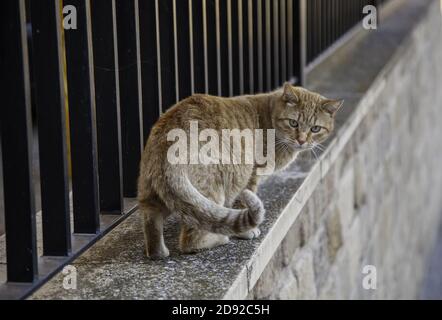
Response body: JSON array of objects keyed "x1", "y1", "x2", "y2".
[
  {"x1": 322, "y1": 99, "x2": 344, "y2": 116},
  {"x1": 282, "y1": 82, "x2": 299, "y2": 104}
]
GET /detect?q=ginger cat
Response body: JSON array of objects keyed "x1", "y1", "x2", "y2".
[{"x1": 137, "y1": 83, "x2": 343, "y2": 258}]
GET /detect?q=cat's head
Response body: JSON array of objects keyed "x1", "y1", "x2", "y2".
[{"x1": 271, "y1": 83, "x2": 344, "y2": 150}]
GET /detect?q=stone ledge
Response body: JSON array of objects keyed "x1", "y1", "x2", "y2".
[{"x1": 30, "y1": 0, "x2": 434, "y2": 300}]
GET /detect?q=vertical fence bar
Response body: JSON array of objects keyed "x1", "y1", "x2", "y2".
[
  {"x1": 192, "y1": 0, "x2": 206, "y2": 93},
  {"x1": 334, "y1": 0, "x2": 337, "y2": 42},
  {"x1": 231, "y1": 0, "x2": 242, "y2": 95},
  {"x1": 331, "y1": 0, "x2": 335, "y2": 43},
  {"x1": 227, "y1": 0, "x2": 234, "y2": 96},
  {"x1": 321, "y1": 0, "x2": 325, "y2": 53},
  {"x1": 215, "y1": 0, "x2": 221, "y2": 95},
  {"x1": 287, "y1": 0, "x2": 294, "y2": 82},
  {"x1": 1, "y1": 0, "x2": 37, "y2": 282},
  {"x1": 326, "y1": 0, "x2": 331, "y2": 49},
  {"x1": 157, "y1": 0, "x2": 177, "y2": 108},
  {"x1": 350, "y1": 0, "x2": 353, "y2": 26},
  {"x1": 342, "y1": 0, "x2": 347, "y2": 36},
  {"x1": 323, "y1": 0, "x2": 328, "y2": 49},
  {"x1": 219, "y1": 0, "x2": 230, "y2": 96},
  {"x1": 306, "y1": 0, "x2": 311, "y2": 64},
  {"x1": 351, "y1": 0, "x2": 355, "y2": 27},
  {"x1": 115, "y1": 0, "x2": 143, "y2": 198},
  {"x1": 342, "y1": 0, "x2": 346, "y2": 36},
  {"x1": 264, "y1": 0, "x2": 271, "y2": 90},
  {"x1": 356, "y1": 0, "x2": 359, "y2": 23},
  {"x1": 241, "y1": 0, "x2": 250, "y2": 93},
  {"x1": 334, "y1": 0, "x2": 339, "y2": 40},
  {"x1": 348, "y1": 0, "x2": 351, "y2": 28},
  {"x1": 352, "y1": 0, "x2": 356, "y2": 27},
  {"x1": 320, "y1": 0, "x2": 324, "y2": 54},
  {"x1": 254, "y1": 0, "x2": 263, "y2": 92},
  {"x1": 341, "y1": 0, "x2": 346, "y2": 32},
  {"x1": 203, "y1": 0, "x2": 210, "y2": 93},
  {"x1": 30, "y1": 0, "x2": 71, "y2": 254},
  {"x1": 316, "y1": 0, "x2": 320, "y2": 58},
  {"x1": 238, "y1": 0, "x2": 245, "y2": 94},
  {"x1": 362, "y1": 0, "x2": 365, "y2": 21},
  {"x1": 175, "y1": 0, "x2": 193, "y2": 100},
  {"x1": 189, "y1": 0, "x2": 195, "y2": 95},
  {"x1": 295, "y1": 0, "x2": 307, "y2": 85},
  {"x1": 338, "y1": 0, "x2": 342, "y2": 42},
  {"x1": 64, "y1": 0, "x2": 100, "y2": 233},
  {"x1": 351, "y1": 0, "x2": 355, "y2": 28},
  {"x1": 307, "y1": 1, "x2": 313, "y2": 62},
  {"x1": 247, "y1": 0, "x2": 254, "y2": 93},
  {"x1": 280, "y1": 0, "x2": 287, "y2": 82},
  {"x1": 172, "y1": 0, "x2": 180, "y2": 100},
  {"x1": 272, "y1": 0, "x2": 279, "y2": 88},
  {"x1": 261, "y1": 0, "x2": 267, "y2": 90},
  {"x1": 139, "y1": 0, "x2": 161, "y2": 140},
  {"x1": 337, "y1": 0, "x2": 342, "y2": 40},
  {"x1": 91, "y1": 0, "x2": 124, "y2": 215},
  {"x1": 206, "y1": 0, "x2": 219, "y2": 95},
  {"x1": 316, "y1": 0, "x2": 322, "y2": 60},
  {"x1": 356, "y1": 0, "x2": 360, "y2": 26},
  {"x1": 347, "y1": 1, "x2": 354, "y2": 30}
]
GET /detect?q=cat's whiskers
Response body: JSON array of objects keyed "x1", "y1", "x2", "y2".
[
  {"x1": 312, "y1": 144, "x2": 324, "y2": 151},
  {"x1": 275, "y1": 136, "x2": 297, "y2": 153},
  {"x1": 315, "y1": 142, "x2": 327, "y2": 150},
  {"x1": 281, "y1": 142, "x2": 291, "y2": 153},
  {"x1": 310, "y1": 147, "x2": 319, "y2": 161},
  {"x1": 275, "y1": 140, "x2": 288, "y2": 153},
  {"x1": 284, "y1": 137, "x2": 298, "y2": 145}
]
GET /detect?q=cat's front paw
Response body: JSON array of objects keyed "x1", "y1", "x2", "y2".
[{"x1": 235, "y1": 228, "x2": 261, "y2": 240}]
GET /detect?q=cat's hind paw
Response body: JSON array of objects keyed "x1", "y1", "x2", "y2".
[{"x1": 235, "y1": 228, "x2": 261, "y2": 240}]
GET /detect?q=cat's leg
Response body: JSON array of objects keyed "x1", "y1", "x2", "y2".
[
  {"x1": 246, "y1": 167, "x2": 260, "y2": 193},
  {"x1": 140, "y1": 199, "x2": 170, "y2": 259},
  {"x1": 179, "y1": 225, "x2": 230, "y2": 253},
  {"x1": 179, "y1": 190, "x2": 230, "y2": 253},
  {"x1": 233, "y1": 187, "x2": 262, "y2": 240}
]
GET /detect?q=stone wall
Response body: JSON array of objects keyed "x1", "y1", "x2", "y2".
[{"x1": 251, "y1": 0, "x2": 442, "y2": 299}]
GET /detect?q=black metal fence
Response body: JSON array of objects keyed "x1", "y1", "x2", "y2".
[
  {"x1": 1, "y1": 0, "x2": 385, "y2": 298},
  {"x1": 307, "y1": 0, "x2": 375, "y2": 64}
]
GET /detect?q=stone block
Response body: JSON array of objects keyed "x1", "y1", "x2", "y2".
[
  {"x1": 280, "y1": 216, "x2": 304, "y2": 267},
  {"x1": 336, "y1": 166, "x2": 355, "y2": 234},
  {"x1": 312, "y1": 226, "x2": 331, "y2": 292},
  {"x1": 292, "y1": 249, "x2": 318, "y2": 300},
  {"x1": 276, "y1": 271, "x2": 299, "y2": 300},
  {"x1": 251, "y1": 248, "x2": 285, "y2": 299},
  {"x1": 326, "y1": 207, "x2": 343, "y2": 263}
]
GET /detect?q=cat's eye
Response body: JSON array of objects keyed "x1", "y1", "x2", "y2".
[
  {"x1": 289, "y1": 119, "x2": 299, "y2": 128},
  {"x1": 311, "y1": 126, "x2": 322, "y2": 133}
]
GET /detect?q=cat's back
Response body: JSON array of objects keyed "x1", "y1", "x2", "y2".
[{"x1": 150, "y1": 93, "x2": 257, "y2": 136}]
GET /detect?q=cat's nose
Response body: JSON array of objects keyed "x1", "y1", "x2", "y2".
[{"x1": 297, "y1": 139, "x2": 306, "y2": 146}]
